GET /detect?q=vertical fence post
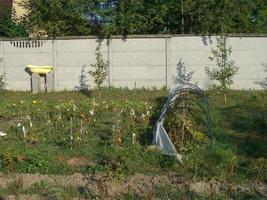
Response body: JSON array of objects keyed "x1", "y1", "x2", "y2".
[
  {"x1": 52, "y1": 39, "x2": 58, "y2": 91},
  {"x1": 32, "y1": 73, "x2": 41, "y2": 93},
  {"x1": 0, "y1": 41, "x2": 5, "y2": 76},
  {"x1": 165, "y1": 37, "x2": 171, "y2": 89},
  {"x1": 108, "y1": 38, "x2": 113, "y2": 87}
]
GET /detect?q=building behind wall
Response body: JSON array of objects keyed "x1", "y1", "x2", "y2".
[{"x1": 12, "y1": 0, "x2": 27, "y2": 19}]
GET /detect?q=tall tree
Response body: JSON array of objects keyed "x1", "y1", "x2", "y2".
[
  {"x1": 21, "y1": 0, "x2": 95, "y2": 37},
  {"x1": 19, "y1": 0, "x2": 267, "y2": 37},
  {"x1": 0, "y1": 0, "x2": 27, "y2": 37}
]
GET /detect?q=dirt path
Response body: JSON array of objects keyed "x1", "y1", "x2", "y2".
[{"x1": 0, "y1": 172, "x2": 266, "y2": 199}]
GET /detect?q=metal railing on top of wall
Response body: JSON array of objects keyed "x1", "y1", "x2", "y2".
[{"x1": 9, "y1": 40, "x2": 46, "y2": 48}]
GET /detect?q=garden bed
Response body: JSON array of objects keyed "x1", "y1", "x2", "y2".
[{"x1": 0, "y1": 89, "x2": 266, "y2": 199}]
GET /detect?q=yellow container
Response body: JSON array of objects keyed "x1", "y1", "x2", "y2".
[{"x1": 27, "y1": 65, "x2": 53, "y2": 74}]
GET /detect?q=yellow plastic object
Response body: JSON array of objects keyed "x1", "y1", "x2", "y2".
[{"x1": 27, "y1": 65, "x2": 53, "y2": 74}]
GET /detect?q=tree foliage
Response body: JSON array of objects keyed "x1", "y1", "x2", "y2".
[
  {"x1": 0, "y1": 1, "x2": 27, "y2": 38},
  {"x1": 2, "y1": 0, "x2": 267, "y2": 37},
  {"x1": 106, "y1": 0, "x2": 267, "y2": 35}
]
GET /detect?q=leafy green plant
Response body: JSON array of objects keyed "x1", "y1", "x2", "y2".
[
  {"x1": 0, "y1": 148, "x2": 24, "y2": 172},
  {"x1": 165, "y1": 95, "x2": 209, "y2": 152},
  {"x1": 186, "y1": 144, "x2": 237, "y2": 180},
  {"x1": 89, "y1": 43, "x2": 109, "y2": 89},
  {"x1": 21, "y1": 151, "x2": 51, "y2": 174},
  {"x1": 205, "y1": 36, "x2": 239, "y2": 104}
]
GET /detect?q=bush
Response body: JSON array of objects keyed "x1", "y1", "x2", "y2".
[{"x1": 0, "y1": 73, "x2": 5, "y2": 92}]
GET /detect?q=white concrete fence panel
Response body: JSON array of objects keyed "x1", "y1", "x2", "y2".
[{"x1": 0, "y1": 35, "x2": 266, "y2": 91}]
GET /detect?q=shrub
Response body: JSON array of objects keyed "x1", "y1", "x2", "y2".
[{"x1": 164, "y1": 94, "x2": 210, "y2": 152}]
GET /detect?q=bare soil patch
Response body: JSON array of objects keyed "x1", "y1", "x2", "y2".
[{"x1": 0, "y1": 172, "x2": 266, "y2": 199}]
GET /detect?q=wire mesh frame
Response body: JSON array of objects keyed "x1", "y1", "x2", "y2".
[{"x1": 152, "y1": 83, "x2": 214, "y2": 155}]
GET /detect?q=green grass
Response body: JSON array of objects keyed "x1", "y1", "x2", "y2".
[{"x1": 0, "y1": 88, "x2": 266, "y2": 185}]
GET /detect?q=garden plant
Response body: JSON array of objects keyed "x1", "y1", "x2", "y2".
[
  {"x1": 89, "y1": 42, "x2": 109, "y2": 89},
  {"x1": 0, "y1": 88, "x2": 266, "y2": 199},
  {"x1": 205, "y1": 36, "x2": 239, "y2": 104}
]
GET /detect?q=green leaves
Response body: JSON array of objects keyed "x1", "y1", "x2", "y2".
[
  {"x1": 205, "y1": 36, "x2": 239, "y2": 92},
  {"x1": 89, "y1": 43, "x2": 109, "y2": 89},
  {"x1": 21, "y1": 0, "x2": 92, "y2": 37},
  {"x1": 13, "y1": 0, "x2": 267, "y2": 36},
  {"x1": 0, "y1": 2, "x2": 27, "y2": 38}
]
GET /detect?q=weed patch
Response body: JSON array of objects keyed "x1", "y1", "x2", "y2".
[{"x1": 0, "y1": 88, "x2": 266, "y2": 187}]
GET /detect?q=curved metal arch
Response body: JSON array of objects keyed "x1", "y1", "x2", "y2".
[
  {"x1": 158, "y1": 84, "x2": 209, "y2": 121},
  {"x1": 152, "y1": 83, "x2": 214, "y2": 157},
  {"x1": 167, "y1": 95, "x2": 213, "y2": 141}
]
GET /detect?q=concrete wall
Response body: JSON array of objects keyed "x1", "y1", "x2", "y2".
[{"x1": 0, "y1": 35, "x2": 266, "y2": 91}]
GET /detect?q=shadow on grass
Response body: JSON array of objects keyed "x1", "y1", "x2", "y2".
[
  {"x1": 78, "y1": 89, "x2": 92, "y2": 97},
  {"x1": 221, "y1": 100, "x2": 267, "y2": 158}
]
